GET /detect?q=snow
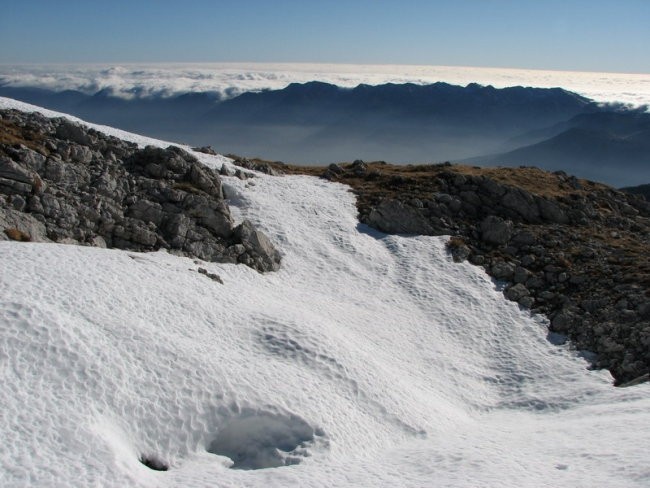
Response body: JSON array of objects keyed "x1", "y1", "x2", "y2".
[{"x1": 1, "y1": 98, "x2": 649, "y2": 487}]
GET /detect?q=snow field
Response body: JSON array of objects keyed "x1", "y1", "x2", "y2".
[{"x1": 1, "y1": 98, "x2": 649, "y2": 487}]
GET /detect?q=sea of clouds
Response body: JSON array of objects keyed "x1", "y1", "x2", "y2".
[{"x1": 1, "y1": 63, "x2": 649, "y2": 107}]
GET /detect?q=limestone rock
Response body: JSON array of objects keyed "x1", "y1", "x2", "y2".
[
  {"x1": 480, "y1": 216, "x2": 513, "y2": 245},
  {"x1": 0, "y1": 109, "x2": 282, "y2": 273}
]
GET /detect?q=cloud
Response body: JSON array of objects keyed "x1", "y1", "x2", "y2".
[{"x1": 1, "y1": 63, "x2": 649, "y2": 107}]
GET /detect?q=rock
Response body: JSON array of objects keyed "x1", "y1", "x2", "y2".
[
  {"x1": 197, "y1": 267, "x2": 224, "y2": 283},
  {"x1": 328, "y1": 163, "x2": 344, "y2": 175},
  {"x1": 511, "y1": 231, "x2": 537, "y2": 246},
  {"x1": 480, "y1": 216, "x2": 513, "y2": 245},
  {"x1": 367, "y1": 200, "x2": 440, "y2": 235},
  {"x1": 88, "y1": 235, "x2": 107, "y2": 248},
  {"x1": 56, "y1": 120, "x2": 94, "y2": 145},
  {"x1": 233, "y1": 220, "x2": 281, "y2": 272},
  {"x1": 491, "y1": 260, "x2": 515, "y2": 280},
  {"x1": 185, "y1": 198, "x2": 233, "y2": 238},
  {"x1": 505, "y1": 283, "x2": 530, "y2": 302},
  {"x1": 551, "y1": 309, "x2": 575, "y2": 333},
  {"x1": 220, "y1": 164, "x2": 235, "y2": 177},
  {"x1": 637, "y1": 302, "x2": 650, "y2": 319},
  {"x1": 537, "y1": 198, "x2": 569, "y2": 224},
  {"x1": 513, "y1": 266, "x2": 531, "y2": 284},
  {"x1": 351, "y1": 159, "x2": 367, "y2": 176},
  {"x1": 69, "y1": 145, "x2": 94, "y2": 164},
  {"x1": 127, "y1": 200, "x2": 164, "y2": 226},
  {"x1": 618, "y1": 373, "x2": 650, "y2": 388},
  {"x1": 0, "y1": 207, "x2": 49, "y2": 242},
  {"x1": 188, "y1": 164, "x2": 223, "y2": 198},
  {"x1": 518, "y1": 296, "x2": 535, "y2": 308},
  {"x1": 502, "y1": 189, "x2": 539, "y2": 222},
  {"x1": 192, "y1": 146, "x2": 217, "y2": 155},
  {"x1": 0, "y1": 109, "x2": 282, "y2": 273},
  {"x1": 0, "y1": 157, "x2": 35, "y2": 185}
]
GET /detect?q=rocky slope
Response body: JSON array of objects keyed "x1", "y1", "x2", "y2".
[
  {"x1": 250, "y1": 158, "x2": 650, "y2": 385},
  {"x1": 0, "y1": 109, "x2": 281, "y2": 272}
]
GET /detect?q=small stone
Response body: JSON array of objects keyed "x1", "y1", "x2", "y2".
[{"x1": 505, "y1": 283, "x2": 530, "y2": 302}]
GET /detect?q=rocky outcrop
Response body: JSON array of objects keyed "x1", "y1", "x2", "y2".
[
  {"x1": 0, "y1": 109, "x2": 281, "y2": 273},
  {"x1": 322, "y1": 161, "x2": 650, "y2": 385}
]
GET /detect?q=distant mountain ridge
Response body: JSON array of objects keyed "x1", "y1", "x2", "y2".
[
  {"x1": 2, "y1": 81, "x2": 648, "y2": 185},
  {"x1": 473, "y1": 110, "x2": 650, "y2": 187}
]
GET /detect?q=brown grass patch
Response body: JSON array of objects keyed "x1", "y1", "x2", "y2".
[
  {"x1": 172, "y1": 181, "x2": 203, "y2": 194},
  {"x1": 256, "y1": 157, "x2": 609, "y2": 200},
  {"x1": 447, "y1": 236, "x2": 466, "y2": 249},
  {"x1": 0, "y1": 119, "x2": 48, "y2": 155},
  {"x1": 4, "y1": 228, "x2": 31, "y2": 242}
]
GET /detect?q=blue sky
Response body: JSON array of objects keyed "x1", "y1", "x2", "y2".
[{"x1": 1, "y1": 0, "x2": 649, "y2": 73}]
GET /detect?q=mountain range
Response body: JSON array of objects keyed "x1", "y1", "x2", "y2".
[{"x1": 1, "y1": 81, "x2": 648, "y2": 186}]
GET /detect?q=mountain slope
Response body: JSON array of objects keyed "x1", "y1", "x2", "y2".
[
  {"x1": 476, "y1": 111, "x2": 650, "y2": 186},
  {"x1": 1, "y1": 98, "x2": 650, "y2": 487},
  {"x1": 0, "y1": 82, "x2": 595, "y2": 164}
]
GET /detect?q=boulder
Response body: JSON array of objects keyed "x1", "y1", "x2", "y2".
[
  {"x1": 367, "y1": 200, "x2": 440, "y2": 235},
  {"x1": 505, "y1": 283, "x2": 530, "y2": 302},
  {"x1": 234, "y1": 220, "x2": 281, "y2": 272},
  {"x1": 480, "y1": 216, "x2": 513, "y2": 245}
]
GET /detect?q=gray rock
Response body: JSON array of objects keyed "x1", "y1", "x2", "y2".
[
  {"x1": 480, "y1": 216, "x2": 513, "y2": 245},
  {"x1": 514, "y1": 266, "x2": 531, "y2": 284},
  {"x1": 502, "y1": 189, "x2": 539, "y2": 222},
  {"x1": 328, "y1": 163, "x2": 344, "y2": 175},
  {"x1": 186, "y1": 201, "x2": 233, "y2": 238},
  {"x1": 551, "y1": 309, "x2": 576, "y2": 333},
  {"x1": 0, "y1": 110, "x2": 282, "y2": 273},
  {"x1": 506, "y1": 283, "x2": 530, "y2": 302},
  {"x1": 69, "y1": 145, "x2": 94, "y2": 164},
  {"x1": 189, "y1": 164, "x2": 223, "y2": 198},
  {"x1": 491, "y1": 260, "x2": 515, "y2": 280},
  {"x1": 518, "y1": 296, "x2": 535, "y2": 308},
  {"x1": 637, "y1": 302, "x2": 650, "y2": 318},
  {"x1": 128, "y1": 200, "x2": 164, "y2": 226},
  {"x1": 0, "y1": 157, "x2": 35, "y2": 186},
  {"x1": 0, "y1": 207, "x2": 49, "y2": 242},
  {"x1": 192, "y1": 146, "x2": 217, "y2": 155},
  {"x1": 56, "y1": 120, "x2": 94, "y2": 145},
  {"x1": 220, "y1": 164, "x2": 236, "y2": 177},
  {"x1": 367, "y1": 200, "x2": 441, "y2": 235},
  {"x1": 537, "y1": 198, "x2": 569, "y2": 224},
  {"x1": 351, "y1": 159, "x2": 367, "y2": 176},
  {"x1": 234, "y1": 220, "x2": 281, "y2": 272}
]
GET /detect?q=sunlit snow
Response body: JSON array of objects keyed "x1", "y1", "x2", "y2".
[{"x1": 1, "y1": 99, "x2": 649, "y2": 487}]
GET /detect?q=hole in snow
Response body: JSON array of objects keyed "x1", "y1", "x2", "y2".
[
  {"x1": 207, "y1": 411, "x2": 318, "y2": 470},
  {"x1": 139, "y1": 455, "x2": 169, "y2": 471}
]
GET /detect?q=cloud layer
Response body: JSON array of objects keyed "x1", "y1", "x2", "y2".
[{"x1": 1, "y1": 63, "x2": 649, "y2": 107}]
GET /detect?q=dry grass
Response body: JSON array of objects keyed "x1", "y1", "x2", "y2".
[
  {"x1": 0, "y1": 119, "x2": 48, "y2": 155},
  {"x1": 447, "y1": 236, "x2": 466, "y2": 249},
  {"x1": 260, "y1": 158, "x2": 608, "y2": 200},
  {"x1": 172, "y1": 181, "x2": 203, "y2": 194},
  {"x1": 4, "y1": 228, "x2": 31, "y2": 242}
]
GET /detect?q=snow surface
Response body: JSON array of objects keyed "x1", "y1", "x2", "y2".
[{"x1": 1, "y1": 98, "x2": 649, "y2": 487}]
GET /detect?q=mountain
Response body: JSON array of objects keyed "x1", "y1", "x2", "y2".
[
  {"x1": 0, "y1": 81, "x2": 595, "y2": 164},
  {"x1": 475, "y1": 110, "x2": 650, "y2": 187},
  {"x1": 621, "y1": 183, "x2": 650, "y2": 199},
  {"x1": 2, "y1": 98, "x2": 650, "y2": 487}
]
